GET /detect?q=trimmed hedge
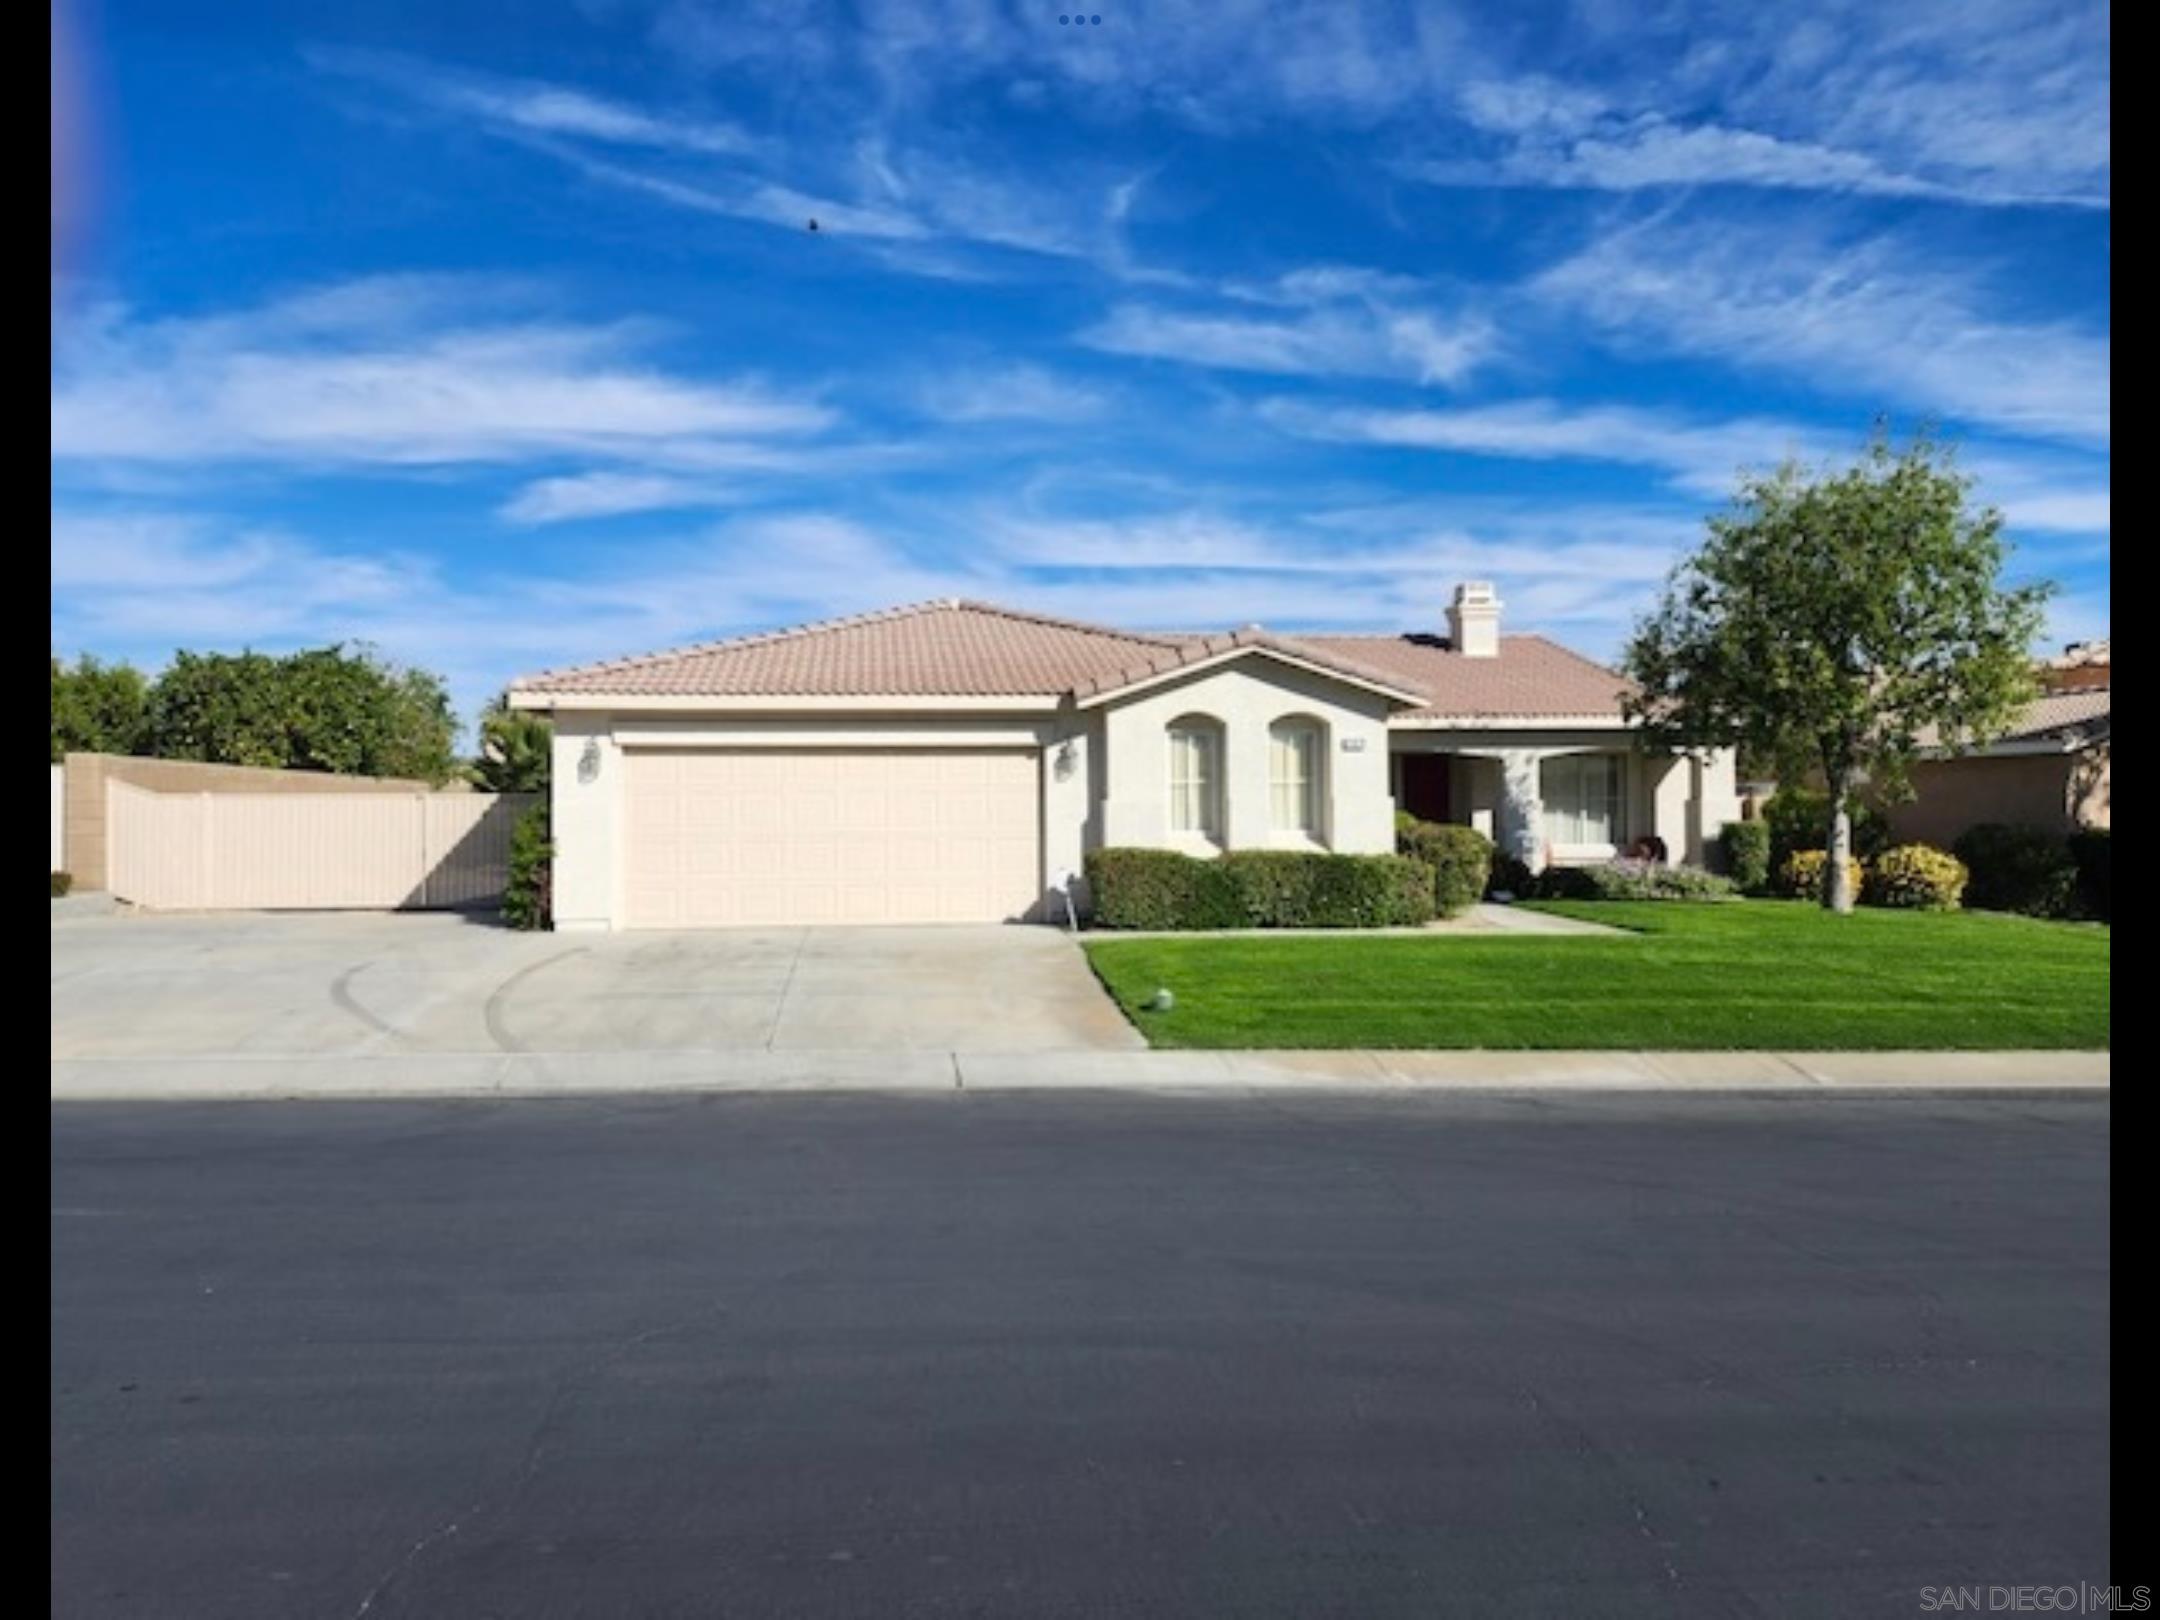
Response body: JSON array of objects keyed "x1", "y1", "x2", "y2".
[
  {"x1": 51, "y1": 870, "x2": 72, "y2": 898},
  {"x1": 1394, "y1": 815, "x2": 1495, "y2": 917},
  {"x1": 1535, "y1": 859, "x2": 1737, "y2": 902},
  {"x1": 1952, "y1": 822, "x2": 2076, "y2": 917},
  {"x1": 2068, "y1": 827, "x2": 2110, "y2": 921},
  {"x1": 1719, "y1": 819, "x2": 1771, "y2": 894},
  {"x1": 1086, "y1": 847, "x2": 1436, "y2": 930},
  {"x1": 502, "y1": 800, "x2": 554, "y2": 930},
  {"x1": 1780, "y1": 849, "x2": 1865, "y2": 903},
  {"x1": 1865, "y1": 844, "x2": 1967, "y2": 910}
]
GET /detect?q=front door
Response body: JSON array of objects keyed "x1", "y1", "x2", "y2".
[{"x1": 1399, "y1": 754, "x2": 1451, "y2": 823}]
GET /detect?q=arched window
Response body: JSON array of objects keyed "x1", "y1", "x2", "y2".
[
  {"x1": 1166, "y1": 715, "x2": 1223, "y2": 841},
  {"x1": 1269, "y1": 716, "x2": 1326, "y2": 838}
]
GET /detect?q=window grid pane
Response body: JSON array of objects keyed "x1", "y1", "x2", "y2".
[{"x1": 1169, "y1": 727, "x2": 1220, "y2": 837}]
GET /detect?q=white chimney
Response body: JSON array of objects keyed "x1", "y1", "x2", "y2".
[{"x1": 1448, "y1": 581, "x2": 1502, "y2": 658}]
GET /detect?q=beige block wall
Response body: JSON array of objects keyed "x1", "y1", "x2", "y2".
[
  {"x1": 61, "y1": 753, "x2": 436, "y2": 891},
  {"x1": 1885, "y1": 751, "x2": 2093, "y2": 849}
]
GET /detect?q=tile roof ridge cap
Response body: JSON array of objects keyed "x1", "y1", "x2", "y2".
[{"x1": 947, "y1": 598, "x2": 1192, "y2": 647}]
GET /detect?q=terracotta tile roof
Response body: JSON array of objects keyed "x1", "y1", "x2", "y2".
[
  {"x1": 513, "y1": 599, "x2": 1185, "y2": 698},
  {"x1": 1295, "y1": 633, "x2": 1633, "y2": 721},
  {"x1": 1916, "y1": 687, "x2": 2111, "y2": 751},
  {"x1": 513, "y1": 598, "x2": 1635, "y2": 722}
]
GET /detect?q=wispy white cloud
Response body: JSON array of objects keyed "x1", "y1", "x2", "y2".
[
  {"x1": 1262, "y1": 395, "x2": 2111, "y2": 537},
  {"x1": 917, "y1": 365, "x2": 1107, "y2": 424},
  {"x1": 1083, "y1": 300, "x2": 1494, "y2": 387},
  {"x1": 496, "y1": 473, "x2": 721, "y2": 526},
  {"x1": 1531, "y1": 217, "x2": 2111, "y2": 446},
  {"x1": 311, "y1": 47, "x2": 755, "y2": 155},
  {"x1": 51, "y1": 276, "x2": 833, "y2": 469}
]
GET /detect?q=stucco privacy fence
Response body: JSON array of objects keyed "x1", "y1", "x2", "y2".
[{"x1": 56, "y1": 752, "x2": 532, "y2": 913}]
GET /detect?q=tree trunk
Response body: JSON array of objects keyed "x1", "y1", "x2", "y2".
[{"x1": 1823, "y1": 771, "x2": 1856, "y2": 914}]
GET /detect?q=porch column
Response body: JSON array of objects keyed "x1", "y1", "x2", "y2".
[{"x1": 1496, "y1": 749, "x2": 1546, "y2": 873}]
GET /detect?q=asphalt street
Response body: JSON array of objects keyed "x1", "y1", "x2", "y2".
[{"x1": 51, "y1": 1089, "x2": 2110, "y2": 1618}]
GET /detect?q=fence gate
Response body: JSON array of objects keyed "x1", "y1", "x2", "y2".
[{"x1": 106, "y1": 782, "x2": 535, "y2": 911}]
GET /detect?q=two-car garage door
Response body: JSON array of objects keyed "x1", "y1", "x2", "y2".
[{"x1": 622, "y1": 748, "x2": 1041, "y2": 928}]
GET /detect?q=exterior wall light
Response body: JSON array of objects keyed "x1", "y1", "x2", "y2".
[{"x1": 578, "y1": 737, "x2": 602, "y2": 784}]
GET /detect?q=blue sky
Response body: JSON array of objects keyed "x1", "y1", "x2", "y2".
[{"x1": 51, "y1": 0, "x2": 2110, "y2": 730}]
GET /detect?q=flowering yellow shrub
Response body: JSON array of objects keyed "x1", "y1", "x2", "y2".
[
  {"x1": 1779, "y1": 849, "x2": 1865, "y2": 901},
  {"x1": 1864, "y1": 844, "x2": 1968, "y2": 910}
]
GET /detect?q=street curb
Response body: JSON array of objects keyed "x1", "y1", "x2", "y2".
[{"x1": 50, "y1": 1048, "x2": 2110, "y2": 1102}]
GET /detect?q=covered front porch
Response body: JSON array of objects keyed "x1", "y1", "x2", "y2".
[{"x1": 1389, "y1": 730, "x2": 1739, "y2": 872}]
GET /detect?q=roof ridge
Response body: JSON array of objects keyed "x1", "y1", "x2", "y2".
[{"x1": 945, "y1": 598, "x2": 1191, "y2": 649}]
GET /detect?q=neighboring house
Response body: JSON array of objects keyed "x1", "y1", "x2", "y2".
[
  {"x1": 506, "y1": 583, "x2": 1741, "y2": 931},
  {"x1": 1886, "y1": 686, "x2": 2111, "y2": 851}
]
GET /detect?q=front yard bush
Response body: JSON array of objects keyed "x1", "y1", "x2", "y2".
[
  {"x1": 2068, "y1": 827, "x2": 2110, "y2": 921},
  {"x1": 1719, "y1": 819, "x2": 1771, "y2": 894},
  {"x1": 1864, "y1": 844, "x2": 1967, "y2": 910},
  {"x1": 1779, "y1": 849, "x2": 1865, "y2": 903},
  {"x1": 1764, "y1": 788, "x2": 1887, "y2": 874},
  {"x1": 501, "y1": 800, "x2": 553, "y2": 930},
  {"x1": 1537, "y1": 859, "x2": 1737, "y2": 902},
  {"x1": 1394, "y1": 817, "x2": 1494, "y2": 917},
  {"x1": 1084, "y1": 848, "x2": 1243, "y2": 930},
  {"x1": 51, "y1": 870, "x2": 72, "y2": 898},
  {"x1": 1087, "y1": 847, "x2": 1435, "y2": 930},
  {"x1": 1952, "y1": 822, "x2": 2077, "y2": 917},
  {"x1": 1487, "y1": 851, "x2": 1534, "y2": 900}
]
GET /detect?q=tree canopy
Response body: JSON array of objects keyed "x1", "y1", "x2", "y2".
[
  {"x1": 140, "y1": 644, "x2": 458, "y2": 784},
  {"x1": 51, "y1": 654, "x2": 152, "y2": 762},
  {"x1": 1623, "y1": 431, "x2": 2050, "y2": 912}
]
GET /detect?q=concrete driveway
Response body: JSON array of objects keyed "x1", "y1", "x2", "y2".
[{"x1": 50, "y1": 910, "x2": 1143, "y2": 1058}]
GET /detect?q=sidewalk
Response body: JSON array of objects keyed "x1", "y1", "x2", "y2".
[{"x1": 50, "y1": 1047, "x2": 2110, "y2": 1101}]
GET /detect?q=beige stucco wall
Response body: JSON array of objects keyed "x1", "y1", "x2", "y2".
[
  {"x1": 60, "y1": 752, "x2": 437, "y2": 892},
  {"x1": 1885, "y1": 746, "x2": 2106, "y2": 849},
  {"x1": 1095, "y1": 659, "x2": 1397, "y2": 856}
]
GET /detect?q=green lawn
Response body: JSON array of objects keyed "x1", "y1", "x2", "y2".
[{"x1": 1082, "y1": 901, "x2": 2110, "y2": 1050}]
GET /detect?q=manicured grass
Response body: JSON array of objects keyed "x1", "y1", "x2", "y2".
[{"x1": 1083, "y1": 901, "x2": 2110, "y2": 1050}]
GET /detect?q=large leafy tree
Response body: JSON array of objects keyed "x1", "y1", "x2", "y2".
[
  {"x1": 51, "y1": 653, "x2": 151, "y2": 761},
  {"x1": 1623, "y1": 432, "x2": 2050, "y2": 912},
  {"x1": 143, "y1": 644, "x2": 458, "y2": 784},
  {"x1": 468, "y1": 698, "x2": 551, "y2": 793}
]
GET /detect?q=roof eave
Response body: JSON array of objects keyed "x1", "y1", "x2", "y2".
[{"x1": 503, "y1": 691, "x2": 1063, "y2": 715}]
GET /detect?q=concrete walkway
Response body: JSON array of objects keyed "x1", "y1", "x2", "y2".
[{"x1": 51, "y1": 1046, "x2": 2109, "y2": 1101}]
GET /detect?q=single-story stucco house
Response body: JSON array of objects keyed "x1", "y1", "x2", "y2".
[
  {"x1": 1884, "y1": 685, "x2": 2111, "y2": 850},
  {"x1": 507, "y1": 583, "x2": 1741, "y2": 931}
]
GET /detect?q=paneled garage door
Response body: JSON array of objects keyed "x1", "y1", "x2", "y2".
[{"x1": 622, "y1": 748, "x2": 1042, "y2": 928}]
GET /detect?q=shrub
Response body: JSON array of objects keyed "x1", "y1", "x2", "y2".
[
  {"x1": 1087, "y1": 847, "x2": 1436, "y2": 929},
  {"x1": 2067, "y1": 827, "x2": 2110, "y2": 921},
  {"x1": 1952, "y1": 822, "x2": 2077, "y2": 917},
  {"x1": 1487, "y1": 851, "x2": 1534, "y2": 900},
  {"x1": 1778, "y1": 849, "x2": 1866, "y2": 903},
  {"x1": 1865, "y1": 844, "x2": 1967, "y2": 910},
  {"x1": 1084, "y1": 848, "x2": 1242, "y2": 930},
  {"x1": 51, "y1": 870, "x2": 72, "y2": 898},
  {"x1": 502, "y1": 801, "x2": 553, "y2": 930},
  {"x1": 1536, "y1": 860, "x2": 1737, "y2": 902},
  {"x1": 1719, "y1": 819, "x2": 1771, "y2": 894},
  {"x1": 1764, "y1": 788, "x2": 1888, "y2": 875},
  {"x1": 1395, "y1": 817, "x2": 1495, "y2": 917}
]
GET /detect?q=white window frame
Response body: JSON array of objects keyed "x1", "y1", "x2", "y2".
[
  {"x1": 1166, "y1": 718, "x2": 1224, "y2": 845},
  {"x1": 1541, "y1": 752, "x2": 1626, "y2": 855},
  {"x1": 1268, "y1": 717, "x2": 1326, "y2": 844}
]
